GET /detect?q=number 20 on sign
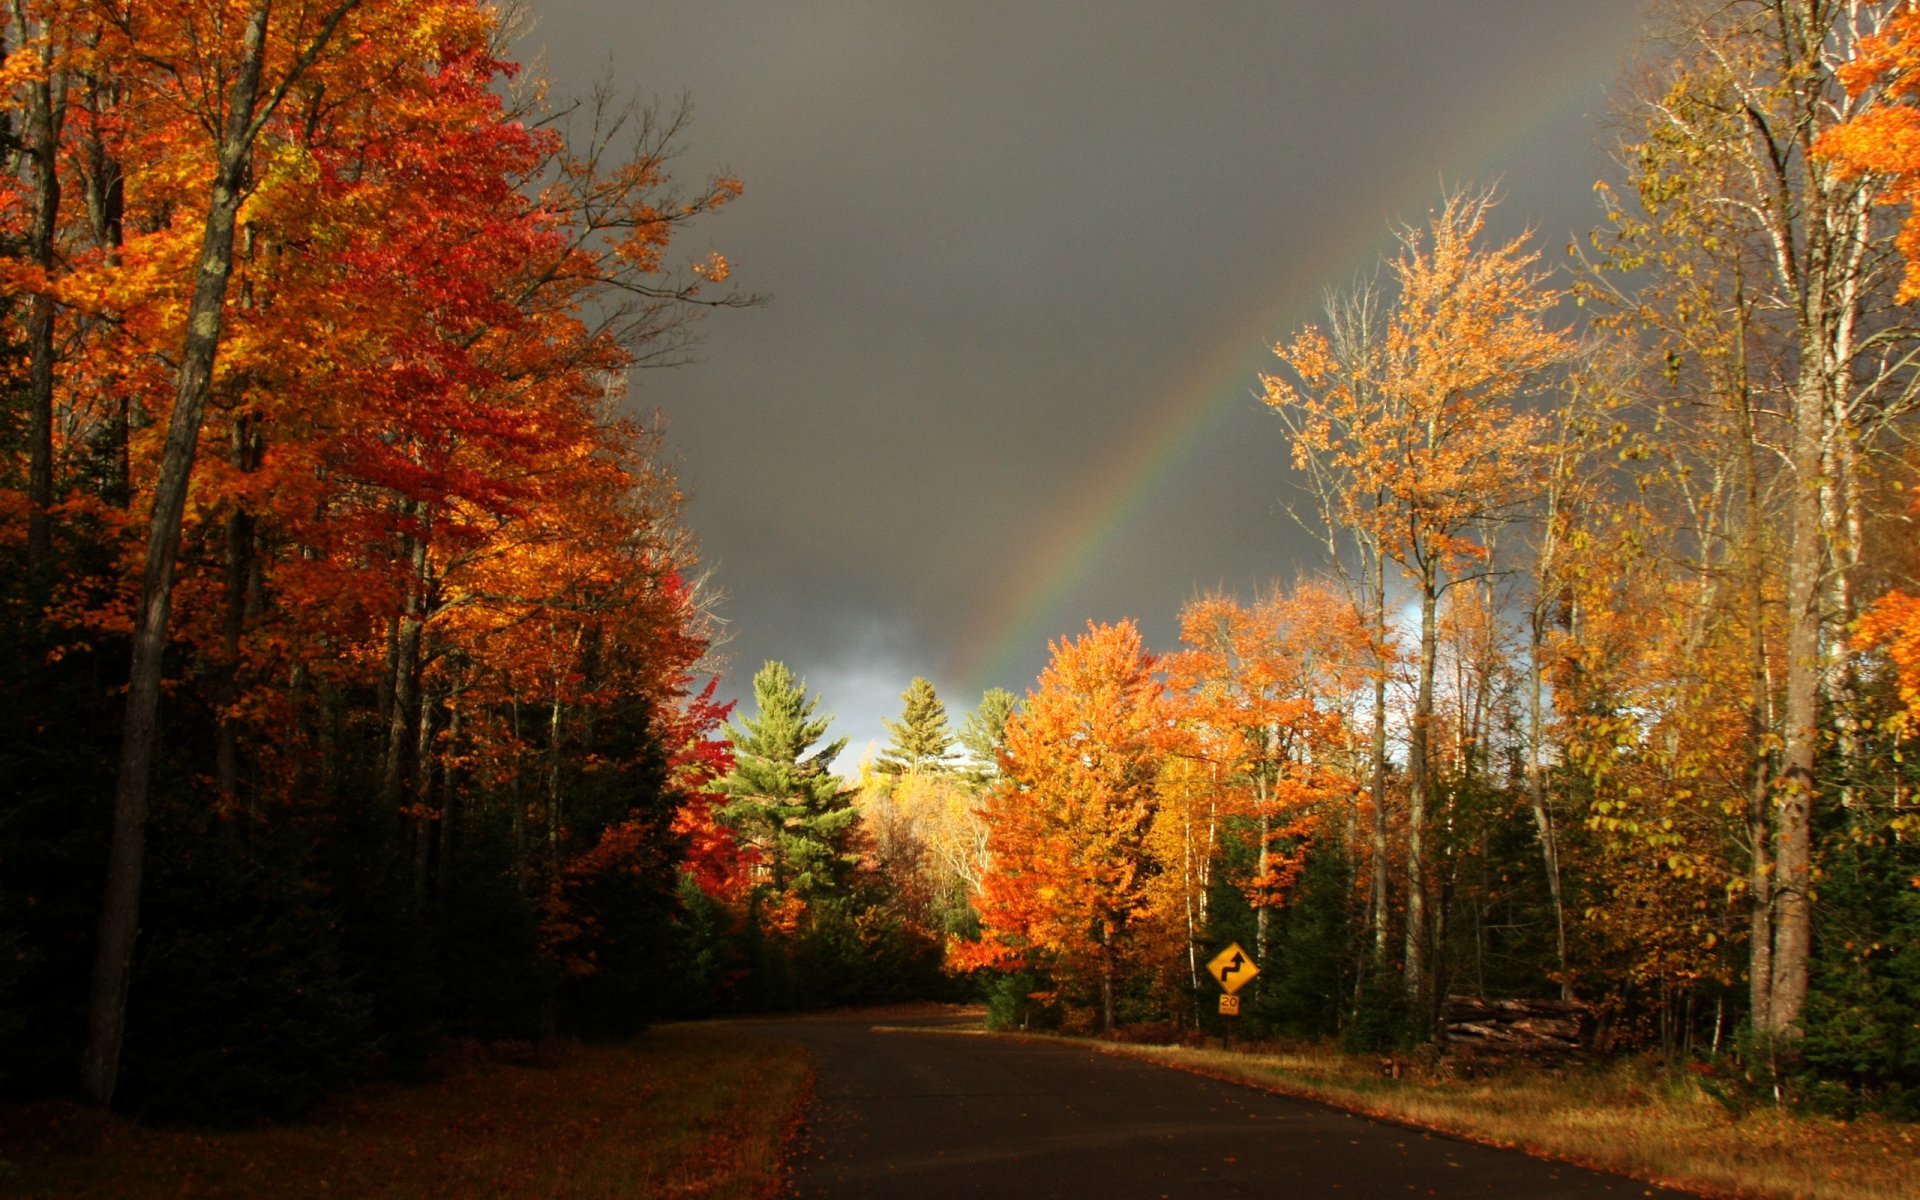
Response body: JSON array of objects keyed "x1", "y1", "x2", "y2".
[{"x1": 1218, "y1": 993, "x2": 1241, "y2": 1016}]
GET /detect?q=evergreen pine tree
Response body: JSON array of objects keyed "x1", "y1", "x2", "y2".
[
  {"x1": 958, "y1": 688, "x2": 1018, "y2": 785},
  {"x1": 719, "y1": 662, "x2": 854, "y2": 899},
  {"x1": 877, "y1": 676, "x2": 957, "y2": 776}
]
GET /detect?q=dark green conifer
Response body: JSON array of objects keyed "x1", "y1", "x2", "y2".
[{"x1": 719, "y1": 662, "x2": 854, "y2": 898}]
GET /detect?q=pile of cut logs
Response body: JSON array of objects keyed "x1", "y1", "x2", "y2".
[{"x1": 1441, "y1": 996, "x2": 1591, "y2": 1062}]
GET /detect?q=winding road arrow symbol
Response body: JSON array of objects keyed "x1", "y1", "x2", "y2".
[{"x1": 1206, "y1": 942, "x2": 1259, "y2": 995}]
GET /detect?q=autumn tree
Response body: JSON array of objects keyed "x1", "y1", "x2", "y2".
[
  {"x1": 1265, "y1": 188, "x2": 1570, "y2": 1012},
  {"x1": 1821, "y1": 0, "x2": 1920, "y2": 804},
  {"x1": 1513, "y1": 359, "x2": 1633, "y2": 994},
  {"x1": 1857, "y1": 579, "x2": 1920, "y2": 737},
  {"x1": 961, "y1": 621, "x2": 1165, "y2": 1032},
  {"x1": 81, "y1": 0, "x2": 380, "y2": 1109},
  {"x1": 2, "y1": 0, "x2": 67, "y2": 570},
  {"x1": 0, "y1": 0, "x2": 753, "y2": 1112},
  {"x1": 1161, "y1": 585, "x2": 1365, "y2": 981},
  {"x1": 1263, "y1": 281, "x2": 1399, "y2": 970},
  {"x1": 1603, "y1": 0, "x2": 1917, "y2": 1040},
  {"x1": 868, "y1": 686, "x2": 1016, "y2": 934},
  {"x1": 857, "y1": 677, "x2": 998, "y2": 937},
  {"x1": 1544, "y1": 488, "x2": 1754, "y2": 1041},
  {"x1": 1583, "y1": 93, "x2": 1793, "y2": 1039},
  {"x1": 852, "y1": 686, "x2": 1018, "y2": 946},
  {"x1": 1821, "y1": 2, "x2": 1920, "y2": 303},
  {"x1": 852, "y1": 760, "x2": 980, "y2": 941}
]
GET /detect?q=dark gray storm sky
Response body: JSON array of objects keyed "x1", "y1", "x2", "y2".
[{"x1": 523, "y1": 1, "x2": 1654, "y2": 768}]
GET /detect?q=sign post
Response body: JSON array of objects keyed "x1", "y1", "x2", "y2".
[{"x1": 1205, "y1": 942, "x2": 1258, "y2": 1049}]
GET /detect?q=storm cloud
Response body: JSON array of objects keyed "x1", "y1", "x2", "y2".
[{"x1": 526, "y1": 1, "x2": 1653, "y2": 765}]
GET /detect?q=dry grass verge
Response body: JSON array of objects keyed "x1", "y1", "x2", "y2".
[
  {"x1": 0, "y1": 1023, "x2": 811, "y2": 1200},
  {"x1": 1094, "y1": 1039, "x2": 1918, "y2": 1200}
]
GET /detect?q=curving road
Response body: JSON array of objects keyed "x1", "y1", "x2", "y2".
[{"x1": 755, "y1": 1010, "x2": 1699, "y2": 1200}]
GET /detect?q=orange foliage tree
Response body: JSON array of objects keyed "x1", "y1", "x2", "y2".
[
  {"x1": 959, "y1": 620, "x2": 1167, "y2": 1032},
  {"x1": 1821, "y1": 3, "x2": 1920, "y2": 303},
  {"x1": 1858, "y1": 588, "x2": 1920, "y2": 739},
  {"x1": 1825, "y1": 10, "x2": 1920, "y2": 783},
  {"x1": 1158, "y1": 584, "x2": 1365, "y2": 990},
  {"x1": 1, "y1": 0, "x2": 749, "y2": 1105},
  {"x1": 1265, "y1": 188, "x2": 1570, "y2": 1009},
  {"x1": 1548, "y1": 497, "x2": 1759, "y2": 1033}
]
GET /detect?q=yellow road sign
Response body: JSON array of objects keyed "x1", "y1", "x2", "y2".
[
  {"x1": 1218, "y1": 993, "x2": 1241, "y2": 1016},
  {"x1": 1206, "y1": 942, "x2": 1258, "y2": 995}
]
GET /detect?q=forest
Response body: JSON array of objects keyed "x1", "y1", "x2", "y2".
[{"x1": 3, "y1": 0, "x2": 1920, "y2": 1125}]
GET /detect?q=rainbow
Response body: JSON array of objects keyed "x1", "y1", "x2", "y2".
[{"x1": 954, "y1": 24, "x2": 1639, "y2": 699}]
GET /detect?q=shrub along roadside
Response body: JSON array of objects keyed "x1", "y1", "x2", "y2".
[{"x1": 0, "y1": 1024, "x2": 810, "y2": 1199}]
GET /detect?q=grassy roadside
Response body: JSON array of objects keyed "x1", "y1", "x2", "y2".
[
  {"x1": 0, "y1": 1023, "x2": 811, "y2": 1199},
  {"x1": 1085, "y1": 1038, "x2": 1919, "y2": 1200}
]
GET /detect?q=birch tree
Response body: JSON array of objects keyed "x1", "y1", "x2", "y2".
[{"x1": 1613, "y1": 0, "x2": 1915, "y2": 1038}]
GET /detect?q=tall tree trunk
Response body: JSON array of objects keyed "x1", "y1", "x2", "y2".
[
  {"x1": 1254, "y1": 796, "x2": 1270, "y2": 1004},
  {"x1": 1820, "y1": 172, "x2": 1871, "y2": 810},
  {"x1": 383, "y1": 520, "x2": 428, "y2": 814},
  {"x1": 1369, "y1": 554, "x2": 1391, "y2": 970},
  {"x1": 79, "y1": 58, "x2": 129, "y2": 506},
  {"x1": 544, "y1": 628, "x2": 584, "y2": 858},
  {"x1": 1404, "y1": 559, "x2": 1437, "y2": 1013},
  {"x1": 412, "y1": 684, "x2": 436, "y2": 910},
  {"x1": 1770, "y1": 367, "x2": 1823, "y2": 1038},
  {"x1": 1736, "y1": 338, "x2": 1778, "y2": 1034},
  {"x1": 1525, "y1": 605, "x2": 1567, "y2": 996},
  {"x1": 1749, "y1": 0, "x2": 1874, "y2": 1043},
  {"x1": 13, "y1": 1, "x2": 65, "y2": 570},
  {"x1": 84, "y1": 3, "x2": 274, "y2": 1108},
  {"x1": 437, "y1": 698, "x2": 462, "y2": 909},
  {"x1": 1180, "y1": 776, "x2": 1200, "y2": 1025},
  {"x1": 216, "y1": 232, "x2": 262, "y2": 812},
  {"x1": 216, "y1": 415, "x2": 261, "y2": 812},
  {"x1": 1201, "y1": 770, "x2": 1216, "y2": 928},
  {"x1": 547, "y1": 691, "x2": 564, "y2": 853},
  {"x1": 511, "y1": 695, "x2": 528, "y2": 894},
  {"x1": 1100, "y1": 920, "x2": 1116, "y2": 1033},
  {"x1": 1765, "y1": 4, "x2": 1838, "y2": 1030},
  {"x1": 1747, "y1": 655, "x2": 1777, "y2": 1034}
]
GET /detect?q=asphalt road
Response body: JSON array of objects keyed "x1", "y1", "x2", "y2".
[{"x1": 754, "y1": 1011, "x2": 1700, "y2": 1200}]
